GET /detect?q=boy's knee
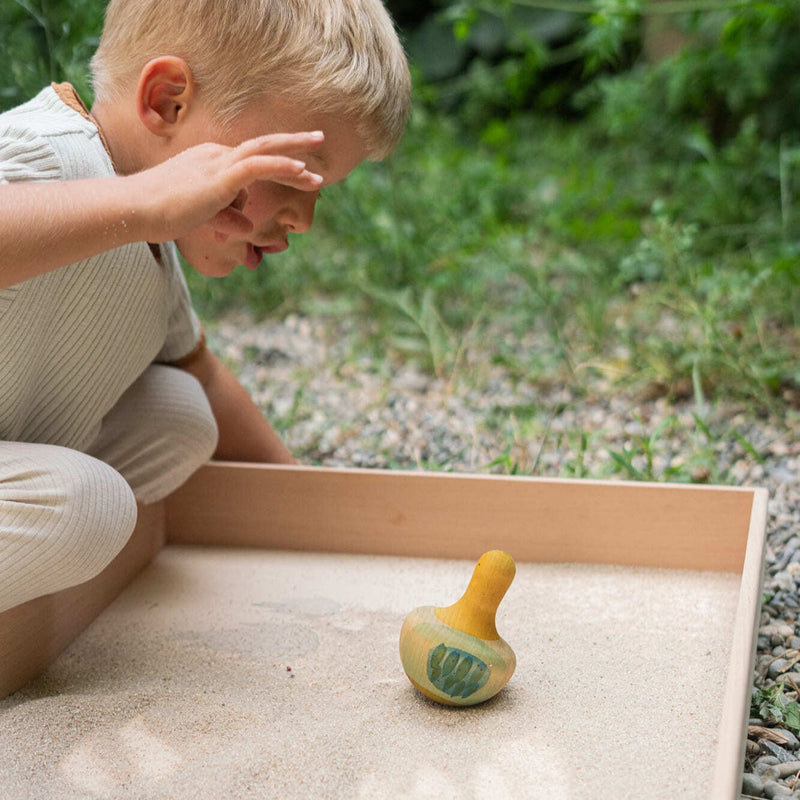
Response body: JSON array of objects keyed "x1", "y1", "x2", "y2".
[
  {"x1": 133, "y1": 365, "x2": 218, "y2": 498},
  {"x1": 0, "y1": 444, "x2": 137, "y2": 611},
  {"x1": 58, "y1": 448, "x2": 138, "y2": 566},
  {"x1": 161, "y1": 367, "x2": 219, "y2": 462},
  {"x1": 86, "y1": 364, "x2": 218, "y2": 503}
]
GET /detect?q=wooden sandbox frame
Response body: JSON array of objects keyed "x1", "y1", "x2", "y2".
[{"x1": 0, "y1": 462, "x2": 768, "y2": 799}]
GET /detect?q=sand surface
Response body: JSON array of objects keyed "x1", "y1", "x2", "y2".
[{"x1": 0, "y1": 548, "x2": 740, "y2": 799}]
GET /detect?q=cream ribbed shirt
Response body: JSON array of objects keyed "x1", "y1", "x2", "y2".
[{"x1": 0, "y1": 86, "x2": 201, "y2": 450}]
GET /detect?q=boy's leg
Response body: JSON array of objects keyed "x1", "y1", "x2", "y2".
[
  {"x1": 86, "y1": 364, "x2": 218, "y2": 504},
  {"x1": 0, "y1": 442, "x2": 137, "y2": 613}
]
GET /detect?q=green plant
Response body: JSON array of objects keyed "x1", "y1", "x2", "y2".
[
  {"x1": 0, "y1": 0, "x2": 102, "y2": 111},
  {"x1": 619, "y1": 239, "x2": 797, "y2": 407},
  {"x1": 485, "y1": 443, "x2": 525, "y2": 475},
  {"x1": 551, "y1": 429, "x2": 593, "y2": 478},
  {"x1": 616, "y1": 200, "x2": 698, "y2": 286},
  {"x1": 751, "y1": 681, "x2": 800, "y2": 734},
  {"x1": 604, "y1": 411, "x2": 761, "y2": 484},
  {"x1": 361, "y1": 285, "x2": 456, "y2": 378}
]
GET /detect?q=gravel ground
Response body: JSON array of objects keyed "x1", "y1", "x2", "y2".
[{"x1": 208, "y1": 311, "x2": 799, "y2": 800}]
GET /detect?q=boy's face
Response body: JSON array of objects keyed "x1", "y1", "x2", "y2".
[{"x1": 174, "y1": 96, "x2": 369, "y2": 277}]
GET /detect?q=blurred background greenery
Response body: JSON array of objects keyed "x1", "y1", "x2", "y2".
[{"x1": 1, "y1": 0, "x2": 798, "y2": 414}]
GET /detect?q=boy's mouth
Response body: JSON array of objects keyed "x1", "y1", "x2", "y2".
[
  {"x1": 244, "y1": 244, "x2": 263, "y2": 271},
  {"x1": 244, "y1": 241, "x2": 288, "y2": 270}
]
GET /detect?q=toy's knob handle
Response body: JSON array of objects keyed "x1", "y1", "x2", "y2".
[{"x1": 435, "y1": 550, "x2": 516, "y2": 640}]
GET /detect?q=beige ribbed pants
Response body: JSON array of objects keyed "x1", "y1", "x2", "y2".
[{"x1": 0, "y1": 365, "x2": 218, "y2": 613}]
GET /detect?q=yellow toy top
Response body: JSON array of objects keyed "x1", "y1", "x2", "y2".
[{"x1": 434, "y1": 550, "x2": 516, "y2": 641}]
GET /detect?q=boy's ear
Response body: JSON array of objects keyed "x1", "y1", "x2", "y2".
[{"x1": 136, "y1": 56, "x2": 196, "y2": 136}]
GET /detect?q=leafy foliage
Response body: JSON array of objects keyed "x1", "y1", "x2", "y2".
[
  {"x1": 0, "y1": 0, "x2": 101, "y2": 109},
  {"x1": 752, "y1": 681, "x2": 800, "y2": 735},
  {"x1": 0, "y1": 0, "x2": 797, "y2": 415}
]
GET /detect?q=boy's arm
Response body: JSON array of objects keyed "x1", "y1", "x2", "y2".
[
  {"x1": 0, "y1": 177, "x2": 152, "y2": 288},
  {"x1": 177, "y1": 342, "x2": 295, "y2": 464},
  {"x1": 0, "y1": 132, "x2": 323, "y2": 290}
]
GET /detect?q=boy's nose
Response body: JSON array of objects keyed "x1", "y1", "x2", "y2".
[{"x1": 275, "y1": 193, "x2": 317, "y2": 234}]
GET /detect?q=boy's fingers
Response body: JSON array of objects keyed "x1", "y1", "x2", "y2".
[
  {"x1": 212, "y1": 206, "x2": 254, "y2": 237},
  {"x1": 234, "y1": 131, "x2": 324, "y2": 159},
  {"x1": 232, "y1": 155, "x2": 323, "y2": 190},
  {"x1": 272, "y1": 167, "x2": 323, "y2": 190}
]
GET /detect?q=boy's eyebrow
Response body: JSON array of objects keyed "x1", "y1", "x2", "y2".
[{"x1": 307, "y1": 153, "x2": 342, "y2": 186}]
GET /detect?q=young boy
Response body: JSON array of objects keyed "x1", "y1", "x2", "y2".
[{"x1": 0, "y1": 0, "x2": 411, "y2": 613}]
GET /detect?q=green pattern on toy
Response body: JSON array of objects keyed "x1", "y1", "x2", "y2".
[{"x1": 427, "y1": 643, "x2": 489, "y2": 699}]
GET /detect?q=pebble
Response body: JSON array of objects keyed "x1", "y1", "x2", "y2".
[
  {"x1": 762, "y1": 740, "x2": 800, "y2": 761},
  {"x1": 777, "y1": 762, "x2": 800, "y2": 779},
  {"x1": 205, "y1": 312, "x2": 800, "y2": 800},
  {"x1": 758, "y1": 764, "x2": 782, "y2": 781},
  {"x1": 763, "y1": 780, "x2": 793, "y2": 798},
  {"x1": 743, "y1": 772, "x2": 764, "y2": 795}
]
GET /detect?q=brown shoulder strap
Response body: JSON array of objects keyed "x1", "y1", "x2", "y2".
[
  {"x1": 51, "y1": 82, "x2": 163, "y2": 265},
  {"x1": 51, "y1": 82, "x2": 116, "y2": 169}
]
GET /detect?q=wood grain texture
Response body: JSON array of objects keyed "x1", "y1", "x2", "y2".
[
  {"x1": 0, "y1": 501, "x2": 165, "y2": 700},
  {"x1": 167, "y1": 463, "x2": 756, "y2": 572},
  {"x1": 713, "y1": 486, "x2": 769, "y2": 799}
]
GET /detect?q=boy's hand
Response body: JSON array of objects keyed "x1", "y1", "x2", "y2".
[
  {"x1": 129, "y1": 131, "x2": 325, "y2": 244},
  {"x1": 0, "y1": 130, "x2": 325, "y2": 289}
]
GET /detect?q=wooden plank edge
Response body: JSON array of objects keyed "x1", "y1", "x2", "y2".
[
  {"x1": 0, "y1": 501, "x2": 165, "y2": 701},
  {"x1": 166, "y1": 462, "x2": 757, "y2": 572},
  {"x1": 711, "y1": 486, "x2": 769, "y2": 799}
]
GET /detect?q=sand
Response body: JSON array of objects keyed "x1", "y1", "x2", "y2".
[{"x1": 0, "y1": 548, "x2": 740, "y2": 799}]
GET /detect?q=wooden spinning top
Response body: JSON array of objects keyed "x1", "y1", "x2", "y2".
[{"x1": 399, "y1": 550, "x2": 516, "y2": 706}]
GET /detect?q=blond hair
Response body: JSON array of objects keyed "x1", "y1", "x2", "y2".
[{"x1": 90, "y1": 0, "x2": 411, "y2": 159}]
